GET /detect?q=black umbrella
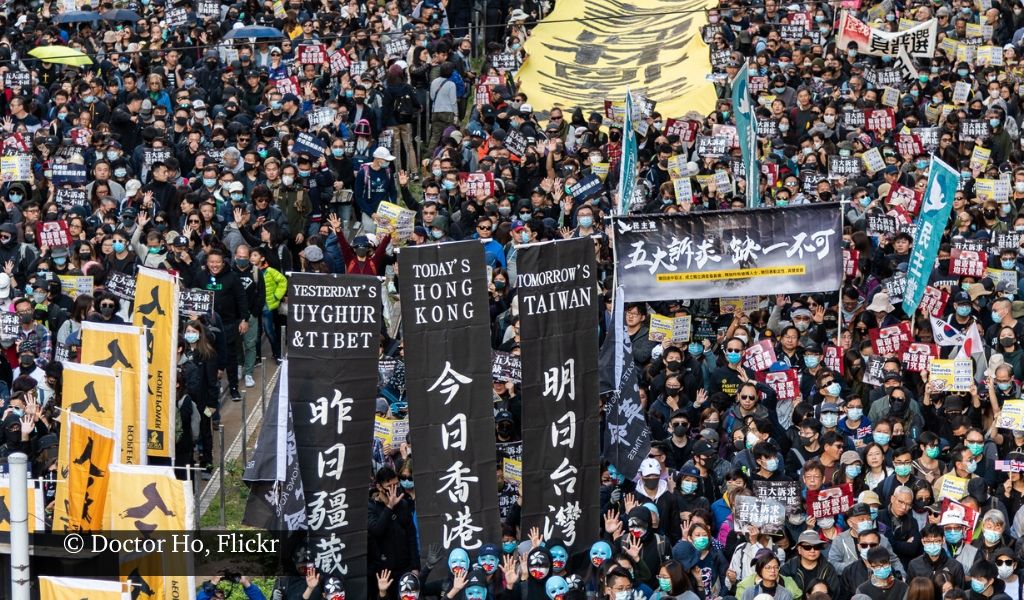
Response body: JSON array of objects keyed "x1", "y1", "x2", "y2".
[{"x1": 100, "y1": 9, "x2": 142, "y2": 22}]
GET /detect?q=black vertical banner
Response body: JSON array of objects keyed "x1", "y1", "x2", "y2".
[
  {"x1": 516, "y1": 238, "x2": 601, "y2": 550},
  {"x1": 398, "y1": 241, "x2": 500, "y2": 554},
  {"x1": 287, "y1": 273, "x2": 380, "y2": 597}
]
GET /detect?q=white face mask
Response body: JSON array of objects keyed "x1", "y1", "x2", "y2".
[{"x1": 999, "y1": 565, "x2": 1015, "y2": 579}]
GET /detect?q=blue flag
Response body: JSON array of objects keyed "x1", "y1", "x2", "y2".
[
  {"x1": 904, "y1": 156, "x2": 959, "y2": 313},
  {"x1": 617, "y1": 91, "x2": 638, "y2": 215},
  {"x1": 732, "y1": 64, "x2": 759, "y2": 208}
]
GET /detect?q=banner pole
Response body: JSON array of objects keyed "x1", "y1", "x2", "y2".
[
  {"x1": 241, "y1": 393, "x2": 248, "y2": 470},
  {"x1": 9, "y1": 452, "x2": 29, "y2": 600},
  {"x1": 219, "y1": 424, "x2": 226, "y2": 528},
  {"x1": 836, "y1": 198, "x2": 849, "y2": 347}
]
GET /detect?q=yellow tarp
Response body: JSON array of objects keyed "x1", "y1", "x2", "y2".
[{"x1": 516, "y1": 0, "x2": 718, "y2": 118}]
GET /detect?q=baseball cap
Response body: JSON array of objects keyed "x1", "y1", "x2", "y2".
[
  {"x1": 639, "y1": 458, "x2": 660, "y2": 476},
  {"x1": 797, "y1": 530, "x2": 826, "y2": 547},
  {"x1": 172, "y1": 235, "x2": 189, "y2": 247},
  {"x1": 372, "y1": 147, "x2": 396, "y2": 161}
]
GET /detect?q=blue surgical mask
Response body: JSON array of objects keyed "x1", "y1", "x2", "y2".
[
  {"x1": 983, "y1": 529, "x2": 1002, "y2": 544},
  {"x1": 57, "y1": 112, "x2": 68, "y2": 121},
  {"x1": 873, "y1": 565, "x2": 892, "y2": 579},
  {"x1": 203, "y1": 177, "x2": 217, "y2": 188},
  {"x1": 999, "y1": 382, "x2": 1013, "y2": 391},
  {"x1": 331, "y1": 148, "x2": 344, "y2": 158},
  {"x1": 856, "y1": 519, "x2": 873, "y2": 532},
  {"x1": 873, "y1": 432, "x2": 891, "y2": 446},
  {"x1": 956, "y1": 305, "x2": 972, "y2": 317},
  {"x1": 847, "y1": 407, "x2": 863, "y2": 421},
  {"x1": 184, "y1": 331, "x2": 200, "y2": 344},
  {"x1": 519, "y1": 232, "x2": 530, "y2": 244},
  {"x1": 725, "y1": 351, "x2": 742, "y2": 364},
  {"x1": 442, "y1": 180, "x2": 456, "y2": 191},
  {"x1": 578, "y1": 216, "x2": 594, "y2": 228},
  {"x1": 846, "y1": 464, "x2": 862, "y2": 479},
  {"x1": 53, "y1": 257, "x2": 66, "y2": 266},
  {"x1": 681, "y1": 480, "x2": 698, "y2": 494},
  {"x1": 688, "y1": 342, "x2": 703, "y2": 356},
  {"x1": 692, "y1": 535, "x2": 710, "y2": 551},
  {"x1": 106, "y1": 150, "x2": 120, "y2": 161},
  {"x1": 764, "y1": 458, "x2": 779, "y2": 472},
  {"x1": 258, "y1": 149, "x2": 269, "y2": 158},
  {"x1": 271, "y1": 100, "x2": 282, "y2": 110},
  {"x1": 991, "y1": 118, "x2": 1002, "y2": 128},
  {"x1": 994, "y1": 310, "x2": 1004, "y2": 324},
  {"x1": 298, "y1": 170, "x2": 310, "y2": 178},
  {"x1": 114, "y1": 168, "x2": 127, "y2": 178},
  {"x1": 860, "y1": 196, "x2": 872, "y2": 208},
  {"x1": 1003, "y1": 260, "x2": 1017, "y2": 270},
  {"x1": 945, "y1": 529, "x2": 964, "y2": 544},
  {"x1": 966, "y1": 459, "x2": 978, "y2": 473},
  {"x1": 923, "y1": 542, "x2": 943, "y2": 556},
  {"x1": 804, "y1": 355, "x2": 821, "y2": 369},
  {"x1": 9, "y1": 193, "x2": 22, "y2": 203},
  {"x1": 112, "y1": 241, "x2": 126, "y2": 253},
  {"x1": 503, "y1": 541, "x2": 517, "y2": 554},
  {"x1": 399, "y1": 479, "x2": 414, "y2": 489},
  {"x1": 972, "y1": 579, "x2": 989, "y2": 594},
  {"x1": 231, "y1": 193, "x2": 244, "y2": 201},
  {"x1": 826, "y1": 382, "x2": 841, "y2": 397},
  {"x1": 958, "y1": 69, "x2": 970, "y2": 77}
]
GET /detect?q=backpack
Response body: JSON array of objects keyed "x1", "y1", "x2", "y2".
[{"x1": 393, "y1": 88, "x2": 419, "y2": 124}]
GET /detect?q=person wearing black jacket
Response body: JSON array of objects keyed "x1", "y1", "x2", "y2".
[
  {"x1": 367, "y1": 467, "x2": 420, "y2": 585},
  {"x1": 876, "y1": 485, "x2": 921, "y2": 568},
  {"x1": 232, "y1": 244, "x2": 262, "y2": 388},
  {"x1": 198, "y1": 249, "x2": 249, "y2": 401},
  {"x1": 180, "y1": 319, "x2": 219, "y2": 477},
  {"x1": 907, "y1": 524, "x2": 966, "y2": 590}
]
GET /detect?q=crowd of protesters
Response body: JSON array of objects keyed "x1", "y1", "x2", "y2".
[{"x1": 10, "y1": 0, "x2": 1024, "y2": 599}]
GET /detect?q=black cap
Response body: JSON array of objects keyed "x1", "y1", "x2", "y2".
[
  {"x1": 952, "y1": 291, "x2": 971, "y2": 304},
  {"x1": 172, "y1": 235, "x2": 189, "y2": 247},
  {"x1": 495, "y1": 410, "x2": 514, "y2": 423}
]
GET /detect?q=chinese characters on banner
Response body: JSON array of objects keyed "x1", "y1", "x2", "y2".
[
  {"x1": 949, "y1": 248, "x2": 988, "y2": 278},
  {"x1": 742, "y1": 339, "x2": 776, "y2": 372},
  {"x1": 919, "y1": 286, "x2": 949, "y2": 318},
  {"x1": 756, "y1": 369, "x2": 798, "y2": 401},
  {"x1": 869, "y1": 322, "x2": 912, "y2": 355},
  {"x1": 516, "y1": 238, "x2": 600, "y2": 549},
  {"x1": 398, "y1": 241, "x2": 500, "y2": 552},
  {"x1": 613, "y1": 205, "x2": 843, "y2": 302},
  {"x1": 287, "y1": 273, "x2": 381, "y2": 594},
  {"x1": 901, "y1": 342, "x2": 938, "y2": 372},
  {"x1": 806, "y1": 484, "x2": 854, "y2": 518}
]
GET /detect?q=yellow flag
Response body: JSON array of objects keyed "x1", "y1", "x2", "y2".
[
  {"x1": 52, "y1": 414, "x2": 116, "y2": 532},
  {"x1": 0, "y1": 478, "x2": 44, "y2": 532},
  {"x1": 81, "y1": 322, "x2": 149, "y2": 465},
  {"x1": 516, "y1": 0, "x2": 718, "y2": 118},
  {"x1": 61, "y1": 362, "x2": 121, "y2": 442},
  {"x1": 39, "y1": 576, "x2": 129, "y2": 600},
  {"x1": 132, "y1": 267, "x2": 179, "y2": 460},
  {"x1": 107, "y1": 464, "x2": 195, "y2": 600}
]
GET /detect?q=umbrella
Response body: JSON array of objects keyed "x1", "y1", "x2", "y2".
[
  {"x1": 100, "y1": 9, "x2": 141, "y2": 22},
  {"x1": 28, "y1": 46, "x2": 94, "y2": 66},
  {"x1": 224, "y1": 26, "x2": 285, "y2": 40},
  {"x1": 53, "y1": 10, "x2": 100, "y2": 23}
]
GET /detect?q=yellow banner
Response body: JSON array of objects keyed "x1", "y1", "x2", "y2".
[
  {"x1": 0, "y1": 478, "x2": 44, "y2": 532},
  {"x1": 61, "y1": 362, "x2": 121, "y2": 443},
  {"x1": 132, "y1": 268, "x2": 178, "y2": 460},
  {"x1": 107, "y1": 464, "x2": 195, "y2": 600},
  {"x1": 81, "y1": 322, "x2": 148, "y2": 465},
  {"x1": 53, "y1": 414, "x2": 116, "y2": 532},
  {"x1": 516, "y1": 0, "x2": 718, "y2": 118},
  {"x1": 39, "y1": 576, "x2": 129, "y2": 600}
]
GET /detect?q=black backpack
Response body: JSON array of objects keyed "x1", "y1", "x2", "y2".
[{"x1": 393, "y1": 88, "x2": 418, "y2": 124}]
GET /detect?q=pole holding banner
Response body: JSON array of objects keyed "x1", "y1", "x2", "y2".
[
  {"x1": 903, "y1": 156, "x2": 959, "y2": 313},
  {"x1": 9, "y1": 452, "x2": 29, "y2": 600}
]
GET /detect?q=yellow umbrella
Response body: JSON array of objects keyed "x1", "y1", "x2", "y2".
[{"x1": 28, "y1": 45, "x2": 93, "y2": 66}]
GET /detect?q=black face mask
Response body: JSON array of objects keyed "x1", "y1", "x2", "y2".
[
  {"x1": 354, "y1": 247, "x2": 370, "y2": 258},
  {"x1": 19, "y1": 356, "x2": 33, "y2": 369},
  {"x1": 666, "y1": 360, "x2": 681, "y2": 371},
  {"x1": 610, "y1": 131, "x2": 621, "y2": 142},
  {"x1": 665, "y1": 387, "x2": 681, "y2": 397},
  {"x1": 672, "y1": 424, "x2": 688, "y2": 437}
]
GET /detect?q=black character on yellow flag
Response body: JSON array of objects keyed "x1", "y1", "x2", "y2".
[
  {"x1": 68, "y1": 382, "x2": 104, "y2": 415},
  {"x1": 96, "y1": 338, "x2": 133, "y2": 369}
]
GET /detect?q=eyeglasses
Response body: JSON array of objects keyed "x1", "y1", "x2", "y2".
[
  {"x1": 798, "y1": 545, "x2": 821, "y2": 551},
  {"x1": 188, "y1": 219, "x2": 200, "y2": 224},
  {"x1": 997, "y1": 560, "x2": 1016, "y2": 566},
  {"x1": 477, "y1": 225, "x2": 490, "y2": 230},
  {"x1": 648, "y1": 453, "x2": 663, "y2": 459},
  {"x1": 858, "y1": 543, "x2": 879, "y2": 549},
  {"x1": 738, "y1": 395, "x2": 756, "y2": 400},
  {"x1": 100, "y1": 303, "x2": 115, "y2": 308}
]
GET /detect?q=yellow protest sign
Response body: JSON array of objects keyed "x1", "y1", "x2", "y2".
[
  {"x1": 58, "y1": 275, "x2": 94, "y2": 298},
  {"x1": 132, "y1": 268, "x2": 178, "y2": 460},
  {"x1": 503, "y1": 457, "x2": 522, "y2": 488},
  {"x1": 61, "y1": 362, "x2": 121, "y2": 438},
  {"x1": 39, "y1": 577, "x2": 129, "y2": 600},
  {"x1": 81, "y1": 322, "x2": 148, "y2": 465},
  {"x1": 53, "y1": 414, "x2": 117, "y2": 532},
  {"x1": 0, "y1": 478, "x2": 44, "y2": 532},
  {"x1": 928, "y1": 358, "x2": 974, "y2": 392},
  {"x1": 939, "y1": 475, "x2": 969, "y2": 501},
  {"x1": 374, "y1": 201, "x2": 416, "y2": 245},
  {"x1": 516, "y1": 0, "x2": 717, "y2": 119},
  {"x1": 996, "y1": 399, "x2": 1024, "y2": 431},
  {"x1": 107, "y1": 463, "x2": 194, "y2": 600}
]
